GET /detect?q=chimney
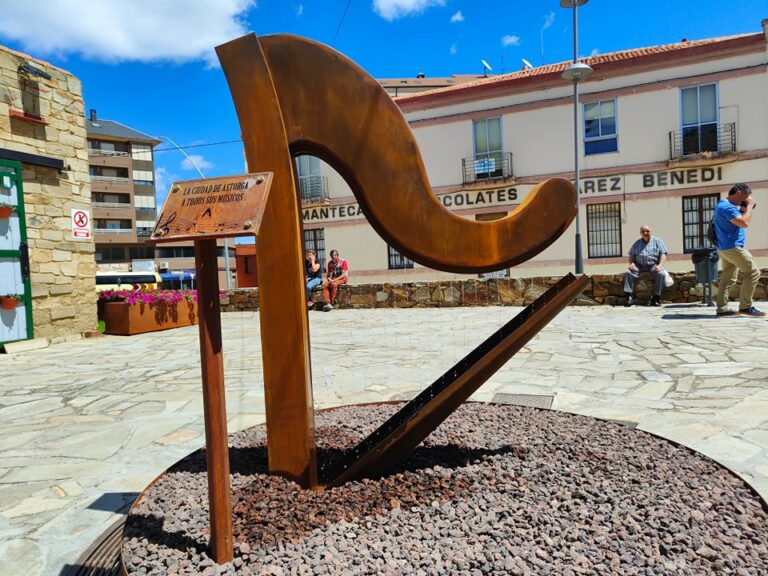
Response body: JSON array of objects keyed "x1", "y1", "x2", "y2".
[
  {"x1": 89, "y1": 109, "x2": 97, "y2": 122},
  {"x1": 762, "y1": 19, "x2": 768, "y2": 40}
]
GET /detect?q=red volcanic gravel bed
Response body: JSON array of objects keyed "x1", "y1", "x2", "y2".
[{"x1": 122, "y1": 403, "x2": 768, "y2": 575}]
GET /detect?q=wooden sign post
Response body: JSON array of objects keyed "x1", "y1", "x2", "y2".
[{"x1": 151, "y1": 172, "x2": 272, "y2": 564}]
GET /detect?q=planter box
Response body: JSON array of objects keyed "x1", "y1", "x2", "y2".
[{"x1": 102, "y1": 301, "x2": 198, "y2": 335}]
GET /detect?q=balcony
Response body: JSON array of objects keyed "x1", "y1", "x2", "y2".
[
  {"x1": 462, "y1": 152, "x2": 513, "y2": 185},
  {"x1": 93, "y1": 201, "x2": 132, "y2": 209},
  {"x1": 299, "y1": 175, "x2": 329, "y2": 205},
  {"x1": 88, "y1": 149, "x2": 130, "y2": 158},
  {"x1": 669, "y1": 122, "x2": 736, "y2": 161}
]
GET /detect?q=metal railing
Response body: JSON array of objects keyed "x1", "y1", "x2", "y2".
[
  {"x1": 92, "y1": 201, "x2": 132, "y2": 209},
  {"x1": 462, "y1": 152, "x2": 513, "y2": 184},
  {"x1": 88, "y1": 149, "x2": 130, "y2": 158},
  {"x1": 299, "y1": 175, "x2": 329, "y2": 204},
  {"x1": 94, "y1": 228, "x2": 133, "y2": 234},
  {"x1": 91, "y1": 175, "x2": 130, "y2": 184},
  {"x1": 668, "y1": 122, "x2": 736, "y2": 161}
]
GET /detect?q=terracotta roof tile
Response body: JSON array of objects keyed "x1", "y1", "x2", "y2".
[{"x1": 395, "y1": 32, "x2": 762, "y2": 105}]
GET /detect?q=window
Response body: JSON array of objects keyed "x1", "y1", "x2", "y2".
[
  {"x1": 134, "y1": 195, "x2": 156, "y2": 208},
  {"x1": 303, "y1": 228, "x2": 325, "y2": 264},
  {"x1": 295, "y1": 155, "x2": 325, "y2": 202},
  {"x1": 473, "y1": 117, "x2": 503, "y2": 179},
  {"x1": 131, "y1": 143, "x2": 153, "y2": 161},
  {"x1": 586, "y1": 202, "x2": 622, "y2": 258},
  {"x1": 95, "y1": 246, "x2": 126, "y2": 261},
  {"x1": 133, "y1": 169, "x2": 154, "y2": 185},
  {"x1": 682, "y1": 194, "x2": 718, "y2": 253},
  {"x1": 681, "y1": 84, "x2": 718, "y2": 156},
  {"x1": 95, "y1": 219, "x2": 131, "y2": 230},
  {"x1": 90, "y1": 166, "x2": 129, "y2": 179},
  {"x1": 93, "y1": 192, "x2": 129, "y2": 204},
  {"x1": 243, "y1": 257, "x2": 251, "y2": 274},
  {"x1": 129, "y1": 246, "x2": 155, "y2": 259},
  {"x1": 388, "y1": 245, "x2": 413, "y2": 269},
  {"x1": 157, "y1": 247, "x2": 196, "y2": 258},
  {"x1": 584, "y1": 100, "x2": 617, "y2": 155},
  {"x1": 217, "y1": 247, "x2": 236, "y2": 258}
]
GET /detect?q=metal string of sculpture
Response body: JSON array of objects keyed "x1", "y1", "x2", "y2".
[{"x1": 215, "y1": 34, "x2": 589, "y2": 491}]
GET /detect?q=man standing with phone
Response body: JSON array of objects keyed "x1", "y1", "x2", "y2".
[{"x1": 714, "y1": 183, "x2": 764, "y2": 317}]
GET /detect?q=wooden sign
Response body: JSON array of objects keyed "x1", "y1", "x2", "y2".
[{"x1": 151, "y1": 173, "x2": 272, "y2": 242}]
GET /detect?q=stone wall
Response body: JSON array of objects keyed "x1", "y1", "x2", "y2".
[
  {"x1": 220, "y1": 269, "x2": 768, "y2": 312},
  {"x1": 0, "y1": 46, "x2": 96, "y2": 341}
]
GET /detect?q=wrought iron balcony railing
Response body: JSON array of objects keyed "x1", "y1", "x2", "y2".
[
  {"x1": 669, "y1": 122, "x2": 736, "y2": 161},
  {"x1": 299, "y1": 175, "x2": 329, "y2": 204},
  {"x1": 462, "y1": 152, "x2": 513, "y2": 184}
]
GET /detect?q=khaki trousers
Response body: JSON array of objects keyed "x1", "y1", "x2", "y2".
[{"x1": 716, "y1": 247, "x2": 761, "y2": 312}]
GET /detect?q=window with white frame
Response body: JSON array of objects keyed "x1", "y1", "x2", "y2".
[
  {"x1": 473, "y1": 117, "x2": 503, "y2": 179},
  {"x1": 295, "y1": 155, "x2": 325, "y2": 202},
  {"x1": 131, "y1": 143, "x2": 153, "y2": 161},
  {"x1": 132, "y1": 169, "x2": 154, "y2": 184},
  {"x1": 584, "y1": 100, "x2": 618, "y2": 155},
  {"x1": 681, "y1": 83, "x2": 718, "y2": 156}
]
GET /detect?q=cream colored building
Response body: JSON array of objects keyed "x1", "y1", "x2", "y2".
[
  {"x1": 0, "y1": 45, "x2": 95, "y2": 346},
  {"x1": 300, "y1": 21, "x2": 768, "y2": 283}
]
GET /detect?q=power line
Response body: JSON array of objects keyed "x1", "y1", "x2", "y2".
[
  {"x1": 153, "y1": 139, "x2": 243, "y2": 153},
  {"x1": 334, "y1": 0, "x2": 353, "y2": 42}
]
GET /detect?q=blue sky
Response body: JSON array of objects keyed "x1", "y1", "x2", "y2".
[{"x1": 0, "y1": 0, "x2": 764, "y2": 206}]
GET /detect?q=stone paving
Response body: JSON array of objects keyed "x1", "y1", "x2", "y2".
[{"x1": 0, "y1": 304, "x2": 766, "y2": 575}]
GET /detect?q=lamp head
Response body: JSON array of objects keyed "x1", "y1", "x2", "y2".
[
  {"x1": 559, "y1": 0, "x2": 589, "y2": 7},
  {"x1": 561, "y1": 62, "x2": 593, "y2": 81}
]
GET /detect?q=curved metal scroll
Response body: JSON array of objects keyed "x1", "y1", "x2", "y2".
[
  {"x1": 256, "y1": 34, "x2": 576, "y2": 273},
  {"x1": 216, "y1": 34, "x2": 577, "y2": 488}
]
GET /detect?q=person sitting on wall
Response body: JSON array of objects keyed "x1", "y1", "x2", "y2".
[
  {"x1": 305, "y1": 249, "x2": 322, "y2": 309},
  {"x1": 623, "y1": 225, "x2": 669, "y2": 307},
  {"x1": 322, "y1": 249, "x2": 349, "y2": 311}
]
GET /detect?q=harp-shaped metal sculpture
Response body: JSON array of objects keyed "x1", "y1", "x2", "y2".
[{"x1": 215, "y1": 34, "x2": 582, "y2": 490}]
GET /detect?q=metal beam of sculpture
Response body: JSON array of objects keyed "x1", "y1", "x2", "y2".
[{"x1": 216, "y1": 34, "x2": 578, "y2": 488}]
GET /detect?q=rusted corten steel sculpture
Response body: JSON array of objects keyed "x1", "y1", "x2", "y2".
[{"x1": 216, "y1": 34, "x2": 580, "y2": 489}]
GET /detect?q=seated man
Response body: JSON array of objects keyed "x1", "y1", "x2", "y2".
[
  {"x1": 623, "y1": 225, "x2": 668, "y2": 307},
  {"x1": 304, "y1": 249, "x2": 322, "y2": 309},
  {"x1": 322, "y1": 249, "x2": 349, "y2": 311}
]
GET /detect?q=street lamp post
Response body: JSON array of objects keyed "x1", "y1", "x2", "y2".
[
  {"x1": 157, "y1": 135, "x2": 233, "y2": 289},
  {"x1": 560, "y1": 0, "x2": 592, "y2": 275}
]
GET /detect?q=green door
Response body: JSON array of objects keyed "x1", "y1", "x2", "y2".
[{"x1": 0, "y1": 159, "x2": 33, "y2": 345}]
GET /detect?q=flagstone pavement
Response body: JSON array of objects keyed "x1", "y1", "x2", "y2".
[{"x1": 0, "y1": 304, "x2": 766, "y2": 575}]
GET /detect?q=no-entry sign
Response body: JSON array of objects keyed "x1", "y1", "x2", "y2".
[{"x1": 71, "y1": 208, "x2": 91, "y2": 240}]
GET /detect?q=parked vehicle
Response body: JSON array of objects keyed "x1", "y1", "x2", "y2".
[{"x1": 95, "y1": 271, "x2": 162, "y2": 292}]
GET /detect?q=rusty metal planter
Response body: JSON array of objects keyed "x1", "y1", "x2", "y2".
[{"x1": 102, "y1": 301, "x2": 198, "y2": 336}]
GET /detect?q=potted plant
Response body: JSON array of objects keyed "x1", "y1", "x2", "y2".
[
  {"x1": 0, "y1": 202, "x2": 14, "y2": 219},
  {"x1": 0, "y1": 293, "x2": 21, "y2": 310}
]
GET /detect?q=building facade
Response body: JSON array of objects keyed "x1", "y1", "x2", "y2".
[
  {"x1": 298, "y1": 22, "x2": 768, "y2": 284},
  {"x1": 0, "y1": 45, "x2": 95, "y2": 346},
  {"x1": 86, "y1": 110, "x2": 161, "y2": 270}
]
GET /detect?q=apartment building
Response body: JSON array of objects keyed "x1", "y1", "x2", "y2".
[
  {"x1": 298, "y1": 20, "x2": 768, "y2": 283},
  {"x1": 86, "y1": 110, "x2": 160, "y2": 268}
]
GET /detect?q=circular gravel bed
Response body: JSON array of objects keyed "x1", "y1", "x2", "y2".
[{"x1": 123, "y1": 403, "x2": 768, "y2": 575}]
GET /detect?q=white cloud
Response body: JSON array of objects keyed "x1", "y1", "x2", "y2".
[
  {"x1": 0, "y1": 0, "x2": 256, "y2": 65},
  {"x1": 542, "y1": 11, "x2": 555, "y2": 31},
  {"x1": 590, "y1": 48, "x2": 600, "y2": 56},
  {"x1": 296, "y1": 3, "x2": 304, "y2": 16},
  {"x1": 450, "y1": 44, "x2": 458, "y2": 55},
  {"x1": 372, "y1": 0, "x2": 446, "y2": 21},
  {"x1": 450, "y1": 10, "x2": 464, "y2": 23},
  {"x1": 181, "y1": 154, "x2": 214, "y2": 173},
  {"x1": 501, "y1": 35, "x2": 522, "y2": 47}
]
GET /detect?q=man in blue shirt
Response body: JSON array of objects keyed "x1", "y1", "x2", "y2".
[
  {"x1": 623, "y1": 225, "x2": 669, "y2": 307},
  {"x1": 714, "y1": 183, "x2": 763, "y2": 317}
]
